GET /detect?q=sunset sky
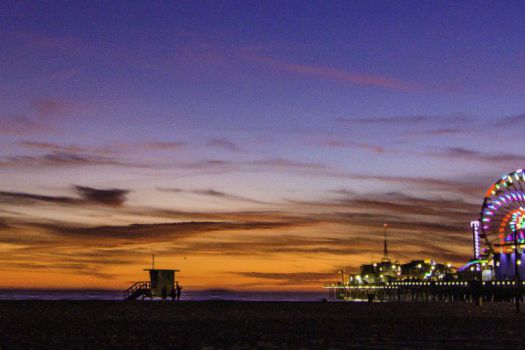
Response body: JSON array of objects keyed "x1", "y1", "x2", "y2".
[{"x1": 1, "y1": 1, "x2": 525, "y2": 290}]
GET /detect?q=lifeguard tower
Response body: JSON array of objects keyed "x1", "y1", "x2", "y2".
[{"x1": 124, "y1": 257, "x2": 180, "y2": 300}]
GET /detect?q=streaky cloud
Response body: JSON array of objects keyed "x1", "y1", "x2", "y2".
[
  {"x1": 206, "y1": 138, "x2": 241, "y2": 152},
  {"x1": 74, "y1": 186, "x2": 130, "y2": 207},
  {"x1": 337, "y1": 114, "x2": 470, "y2": 126},
  {"x1": 250, "y1": 158, "x2": 327, "y2": 171},
  {"x1": 31, "y1": 98, "x2": 78, "y2": 116},
  {"x1": 0, "y1": 151, "x2": 144, "y2": 168},
  {"x1": 158, "y1": 187, "x2": 269, "y2": 205},
  {"x1": 429, "y1": 147, "x2": 524, "y2": 164},
  {"x1": 0, "y1": 115, "x2": 48, "y2": 135},
  {"x1": 0, "y1": 191, "x2": 78, "y2": 205},
  {"x1": 0, "y1": 185, "x2": 130, "y2": 207},
  {"x1": 244, "y1": 54, "x2": 421, "y2": 92},
  {"x1": 232, "y1": 271, "x2": 337, "y2": 285}
]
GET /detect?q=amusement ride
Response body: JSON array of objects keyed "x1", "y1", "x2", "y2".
[{"x1": 480, "y1": 169, "x2": 525, "y2": 254}]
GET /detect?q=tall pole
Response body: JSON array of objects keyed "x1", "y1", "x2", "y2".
[
  {"x1": 471, "y1": 221, "x2": 476, "y2": 258},
  {"x1": 152, "y1": 254, "x2": 155, "y2": 270},
  {"x1": 515, "y1": 231, "x2": 520, "y2": 314},
  {"x1": 382, "y1": 223, "x2": 389, "y2": 262}
]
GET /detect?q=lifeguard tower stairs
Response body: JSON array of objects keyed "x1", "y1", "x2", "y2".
[{"x1": 124, "y1": 281, "x2": 152, "y2": 300}]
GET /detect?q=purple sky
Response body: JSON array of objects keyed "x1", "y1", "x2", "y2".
[{"x1": 1, "y1": 1, "x2": 524, "y2": 289}]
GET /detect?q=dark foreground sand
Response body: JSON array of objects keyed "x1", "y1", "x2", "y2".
[{"x1": 0, "y1": 301, "x2": 523, "y2": 349}]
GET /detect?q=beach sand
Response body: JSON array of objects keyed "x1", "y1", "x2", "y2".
[{"x1": 0, "y1": 300, "x2": 522, "y2": 349}]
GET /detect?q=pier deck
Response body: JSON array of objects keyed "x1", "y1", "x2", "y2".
[{"x1": 325, "y1": 281, "x2": 525, "y2": 302}]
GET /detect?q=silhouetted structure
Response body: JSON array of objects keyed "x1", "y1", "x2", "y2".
[{"x1": 124, "y1": 268, "x2": 180, "y2": 300}]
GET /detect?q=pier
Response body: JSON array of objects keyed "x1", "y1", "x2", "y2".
[{"x1": 325, "y1": 280, "x2": 525, "y2": 303}]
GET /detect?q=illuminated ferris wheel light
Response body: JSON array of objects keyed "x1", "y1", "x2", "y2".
[{"x1": 480, "y1": 169, "x2": 525, "y2": 253}]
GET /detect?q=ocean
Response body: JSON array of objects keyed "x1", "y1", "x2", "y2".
[{"x1": 0, "y1": 289, "x2": 328, "y2": 301}]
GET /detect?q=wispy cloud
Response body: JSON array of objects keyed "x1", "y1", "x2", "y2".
[
  {"x1": 245, "y1": 55, "x2": 421, "y2": 91},
  {"x1": 151, "y1": 158, "x2": 331, "y2": 177},
  {"x1": 38, "y1": 220, "x2": 298, "y2": 242},
  {"x1": 249, "y1": 158, "x2": 327, "y2": 171},
  {"x1": 231, "y1": 271, "x2": 337, "y2": 285},
  {"x1": 74, "y1": 186, "x2": 130, "y2": 207},
  {"x1": 31, "y1": 98, "x2": 78, "y2": 116},
  {"x1": 0, "y1": 152, "x2": 144, "y2": 169},
  {"x1": 158, "y1": 187, "x2": 268, "y2": 205},
  {"x1": 337, "y1": 114, "x2": 469, "y2": 126},
  {"x1": 0, "y1": 115, "x2": 48, "y2": 135},
  {"x1": 321, "y1": 140, "x2": 385, "y2": 153},
  {"x1": 0, "y1": 214, "x2": 309, "y2": 254},
  {"x1": 0, "y1": 97, "x2": 80, "y2": 136},
  {"x1": 140, "y1": 141, "x2": 187, "y2": 151},
  {"x1": 290, "y1": 190, "x2": 478, "y2": 241},
  {"x1": 334, "y1": 114, "x2": 476, "y2": 141},
  {"x1": 412, "y1": 127, "x2": 473, "y2": 136},
  {"x1": 206, "y1": 138, "x2": 241, "y2": 152},
  {"x1": 345, "y1": 174, "x2": 485, "y2": 197},
  {"x1": 19, "y1": 140, "x2": 186, "y2": 155},
  {"x1": 338, "y1": 115, "x2": 427, "y2": 125},
  {"x1": 19, "y1": 141, "x2": 88, "y2": 153},
  {"x1": 429, "y1": 147, "x2": 524, "y2": 164},
  {"x1": 0, "y1": 186, "x2": 130, "y2": 207},
  {"x1": 49, "y1": 67, "x2": 84, "y2": 81},
  {"x1": 496, "y1": 113, "x2": 525, "y2": 125},
  {"x1": 0, "y1": 191, "x2": 77, "y2": 205}
]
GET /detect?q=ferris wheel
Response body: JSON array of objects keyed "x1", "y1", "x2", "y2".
[{"x1": 480, "y1": 169, "x2": 525, "y2": 254}]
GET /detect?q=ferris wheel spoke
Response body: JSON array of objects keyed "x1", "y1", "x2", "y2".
[
  {"x1": 517, "y1": 187, "x2": 525, "y2": 209},
  {"x1": 517, "y1": 181, "x2": 523, "y2": 193}
]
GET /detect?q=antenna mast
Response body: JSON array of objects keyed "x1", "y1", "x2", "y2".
[{"x1": 382, "y1": 223, "x2": 389, "y2": 262}]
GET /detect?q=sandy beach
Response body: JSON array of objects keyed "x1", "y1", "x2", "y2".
[{"x1": 0, "y1": 300, "x2": 523, "y2": 349}]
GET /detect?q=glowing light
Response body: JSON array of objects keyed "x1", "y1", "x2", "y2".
[{"x1": 471, "y1": 220, "x2": 480, "y2": 260}]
